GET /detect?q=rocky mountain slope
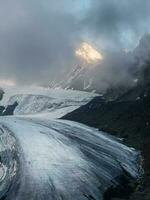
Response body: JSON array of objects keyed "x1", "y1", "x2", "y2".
[{"x1": 63, "y1": 61, "x2": 150, "y2": 200}]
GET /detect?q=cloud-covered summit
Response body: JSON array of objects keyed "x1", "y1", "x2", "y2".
[{"x1": 0, "y1": 0, "x2": 150, "y2": 85}]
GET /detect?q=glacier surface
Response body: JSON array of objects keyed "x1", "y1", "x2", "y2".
[
  {"x1": 0, "y1": 86, "x2": 140, "y2": 200},
  {"x1": 0, "y1": 86, "x2": 97, "y2": 118}
]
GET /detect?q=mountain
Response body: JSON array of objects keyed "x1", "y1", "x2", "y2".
[
  {"x1": 0, "y1": 86, "x2": 141, "y2": 200},
  {"x1": 49, "y1": 64, "x2": 96, "y2": 92},
  {"x1": 49, "y1": 35, "x2": 150, "y2": 101},
  {"x1": 63, "y1": 55, "x2": 150, "y2": 161},
  {"x1": 2, "y1": 34, "x2": 150, "y2": 200},
  {"x1": 0, "y1": 86, "x2": 97, "y2": 117},
  {"x1": 63, "y1": 60, "x2": 150, "y2": 200}
]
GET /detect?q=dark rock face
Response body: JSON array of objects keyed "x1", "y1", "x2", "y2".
[
  {"x1": 63, "y1": 96, "x2": 148, "y2": 200},
  {"x1": 0, "y1": 102, "x2": 18, "y2": 116},
  {"x1": 2, "y1": 102, "x2": 18, "y2": 116},
  {"x1": 63, "y1": 62, "x2": 150, "y2": 148},
  {"x1": 63, "y1": 63, "x2": 150, "y2": 200},
  {"x1": 0, "y1": 89, "x2": 18, "y2": 116},
  {"x1": 63, "y1": 94, "x2": 150, "y2": 148},
  {"x1": 0, "y1": 89, "x2": 4, "y2": 101},
  {"x1": 104, "y1": 173, "x2": 136, "y2": 200},
  {"x1": 0, "y1": 106, "x2": 5, "y2": 115}
]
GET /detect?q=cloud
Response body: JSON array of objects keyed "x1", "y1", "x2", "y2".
[
  {"x1": 82, "y1": 0, "x2": 150, "y2": 50},
  {"x1": 0, "y1": 0, "x2": 81, "y2": 84},
  {"x1": 0, "y1": 0, "x2": 150, "y2": 86}
]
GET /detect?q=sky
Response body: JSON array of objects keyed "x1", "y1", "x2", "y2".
[{"x1": 0, "y1": 0, "x2": 150, "y2": 85}]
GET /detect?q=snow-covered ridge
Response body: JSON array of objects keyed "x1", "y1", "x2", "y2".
[{"x1": 0, "y1": 86, "x2": 97, "y2": 117}]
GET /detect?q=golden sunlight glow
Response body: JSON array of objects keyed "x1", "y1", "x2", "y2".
[
  {"x1": 75, "y1": 42, "x2": 103, "y2": 64},
  {"x1": 0, "y1": 79, "x2": 16, "y2": 86}
]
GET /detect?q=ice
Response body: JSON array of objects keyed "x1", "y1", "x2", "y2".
[
  {"x1": 0, "y1": 86, "x2": 97, "y2": 118},
  {"x1": 0, "y1": 86, "x2": 141, "y2": 200},
  {"x1": 0, "y1": 116, "x2": 140, "y2": 200}
]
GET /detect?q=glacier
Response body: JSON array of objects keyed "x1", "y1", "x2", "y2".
[
  {"x1": 0, "y1": 86, "x2": 141, "y2": 200},
  {"x1": 0, "y1": 86, "x2": 97, "y2": 118}
]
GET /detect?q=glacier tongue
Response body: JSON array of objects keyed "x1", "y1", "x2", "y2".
[
  {"x1": 0, "y1": 86, "x2": 141, "y2": 200},
  {"x1": 0, "y1": 116, "x2": 140, "y2": 200}
]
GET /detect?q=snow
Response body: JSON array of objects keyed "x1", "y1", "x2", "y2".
[
  {"x1": 0, "y1": 86, "x2": 97, "y2": 117},
  {"x1": 0, "y1": 86, "x2": 141, "y2": 200},
  {"x1": 0, "y1": 116, "x2": 140, "y2": 200}
]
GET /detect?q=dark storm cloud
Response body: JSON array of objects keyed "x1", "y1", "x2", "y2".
[
  {"x1": 0, "y1": 0, "x2": 150, "y2": 85},
  {"x1": 76, "y1": 0, "x2": 150, "y2": 92},
  {"x1": 83, "y1": 0, "x2": 150, "y2": 49}
]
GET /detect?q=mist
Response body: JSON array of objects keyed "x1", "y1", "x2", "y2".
[{"x1": 0, "y1": 0, "x2": 150, "y2": 89}]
